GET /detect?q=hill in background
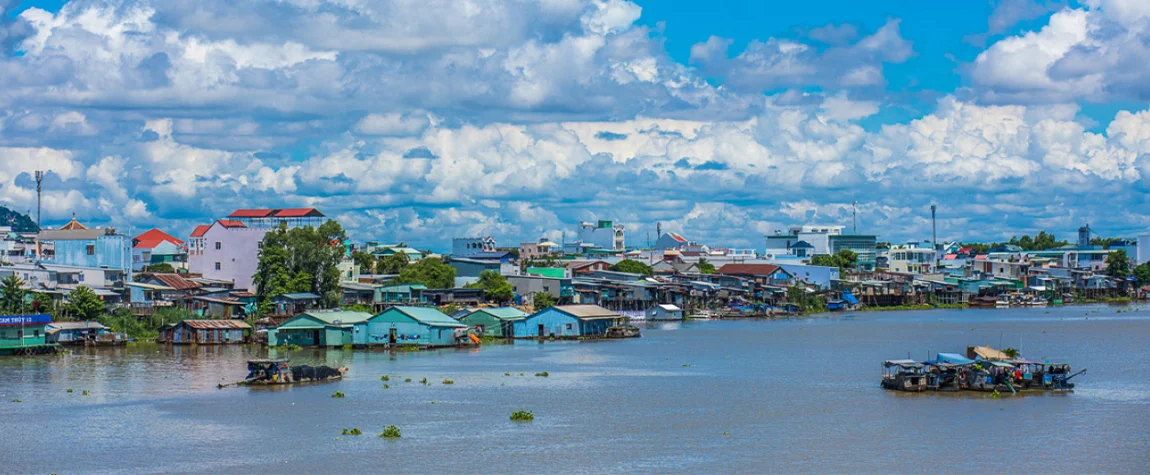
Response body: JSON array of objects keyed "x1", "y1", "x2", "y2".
[{"x1": 0, "y1": 206, "x2": 39, "y2": 233}]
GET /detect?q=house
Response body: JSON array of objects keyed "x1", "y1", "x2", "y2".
[
  {"x1": 377, "y1": 284, "x2": 426, "y2": 305},
  {"x1": 654, "y1": 232, "x2": 690, "y2": 251},
  {"x1": 526, "y1": 267, "x2": 570, "y2": 279},
  {"x1": 44, "y1": 321, "x2": 113, "y2": 345},
  {"x1": 269, "y1": 292, "x2": 321, "y2": 315},
  {"x1": 0, "y1": 228, "x2": 36, "y2": 264},
  {"x1": 577, "y1": 220, "x2": 625, "y2": 250},
  {"x1": 0, "y1": 313, "x2": 53, "y2": 355},
  {"x1": 512, "y1": 305, "x2": 627, "y2": 339},
  {"x1": 520, "y1": 239, "x2": 561, "y2": 260},
  {"x1": 191, "y1": 296, "x2": 249, "y2": 318},
  {"x1": 161, "y1": 320, "x2": 251, "y2": 344},
  {"x1": 789, "y1": 240, "x2": 814, "y2": 258},
  {"x1": 187, "y1": 219, "x2": 266, "y2": 291},
  {"x1": 562, "y1": 260, "x2": 612, "y2": 275},
  {"x1": 458, "y1": 307, "x2": 529, "y2": 337},
  {"x1": 36, "y1": 216, "x2": 130, "y2": 272},
  {"x1": 650, "y1": 260, "x2": 700, "y2": 275},
  {"x1": 423, "y1": 288, "x2": 485, "y2": 307},
  {"x1": 646, "y1": 304, "x2": 683, "y2": 321},
  {"x1": 340, "y1": 282, "x2": 378, "y2": 307},
  {"x1": 131, "y1": 228, "x2": 186, "y2": 271},
  {"x1": 448, "y1": 257, "x2": 504, "y2": 279},
  {"x1": 507, "y1": 275, "x2": 573, "y2": 302},
  {"x1": 715, "y1": 264, "x2": 794, "y2": 286},
  {"x1": 269, "y1": 310, "x2": 372, "y2": 347},
  {"x1": 366, "y1": 306, "x2": 467, "y2": 347}
]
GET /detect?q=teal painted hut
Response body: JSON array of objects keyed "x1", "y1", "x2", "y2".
[
  {"x1": 269, "y1": 310, "x2": 371, "y2": 347},
  {"x1": 512, "y1": 305, "x2": 625, "y2": 339},
  {"x1": 376, "y1": 284, "x2": 427, "y2": 305},
  {"x1": 458, "y1": 307, "x2": 528, "y2": 337},
  {"x1": 366, "y1": 306, "x2": 466, "y2": 347},
  {"x1": 0, "y1": 314, "x2": 54, "y2": 355}
]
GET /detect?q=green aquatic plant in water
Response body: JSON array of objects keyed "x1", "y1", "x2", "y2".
[
  {"x1": 341, "y1": 428, "x2": 362, "y2": 436},
  {"x1": 331, "y1": 391, "x2": 346, "y2": 398},
  {"x1": 420, "y1": 377, "x2": 428, "y2": 385},
  {"x1": 82, "y1": 390, "x2": 90, "y2": 396},
  {"x1": 986, "y1": 390, "x2": 1002, "y2": 399},
  {"x1": 510, "y1": 409, "x2": 534, "y2": 422},
  {"x1": 379, "y1": 425, "x2": 401, "y2": 438},
  {"x1": 442, "y1": 379, "x2": 454, "y2": 384},
  {"x1": 404, "y1": 378, "x2": 412, "y2": 383},
  {"x1": 66, "y1": 389, "x2": 73, "y2": 393},
  {"x1": 534, "y1": 372, "x2": 549, "y2": 377},
  {"x1": 341, "y1": 343, "x2": 353, "y2": 351},
  {"x1": 12, "y1": 399, "x2": 20, "y2": 403},
  {"x1": 383, "y1": 384, "x2": 390, "y2": 389},
  {"x1": 381, "y1": 375, "x2": 390, "y2": 382}
]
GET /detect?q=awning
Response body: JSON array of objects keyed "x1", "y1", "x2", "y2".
[
  {"x1": 883, "y1": 359, "x2": 922, "y2": 368},
  {"x1": 936, "y1": 353, "x2": 975, "y2": 365}
]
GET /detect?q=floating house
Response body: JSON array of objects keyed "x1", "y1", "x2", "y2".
[
  {"x1": 458, "y1": 307, "x2": 529, "y2": 337},
  {"x1": 269, "y1": 310, "x2": 371, "y2": 347},
  {"x1": 512, "y1": 305, "x2": 627, "y2": 339},
  {"x1": 377, "y1": 284, "x2": 426, "y2": 305},
  {"x1": 44, "y1": 321, "x2": 122, "y2": 345},
  {"x1": 269, "y1": 292, "x2": 321, "y2": 315},
  {"x1": 366, "y1": 306, "x2": 467, "y2": 347},
  {"x1": 646, "y1": 304, "x2": 684, "y2": 321},
  {"x1": 0, "y1": 314, "x2": 54, "y2": 355},
  {"x1": 160, "y1": 320, "x2": 251, "y2": 344}
]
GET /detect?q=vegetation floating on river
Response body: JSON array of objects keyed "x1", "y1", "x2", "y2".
[
  {"x1": 534, "y1": 372, "x2": 549, "y2": 377},
  {"x1": 510, "y1": 409, "x2": 534, "y2": 422},
  {"x1": 442, "y1": 379, "x2": 454, "y2": 384},
  {"x1": 380, "y1": 375, "x2": 390, "y2": 382},
  {"x1": 379, "y1": 426, "x2": 401, "y2": 438},
  {"x1": 331, "y1": 391, "x2": 345, "y2": 398},
  {"x1": 340, "y1": 428, "x2": 362, "y2": 436}
]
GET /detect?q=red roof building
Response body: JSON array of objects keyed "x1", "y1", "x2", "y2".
[
  {"x1": 190, "y1": 225, "x2": 211, "y2": 238},
  {"x1": 133, "y1": 228, "x2": 184, "y2": 249}
]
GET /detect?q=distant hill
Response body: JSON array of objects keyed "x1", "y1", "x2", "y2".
[{"x1": 0, "y1": 206, "x2": 38, "y2": 232}]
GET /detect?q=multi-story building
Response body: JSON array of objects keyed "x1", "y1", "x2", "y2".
[
  {"x1": 188, "y1": 208, "x2": 325, "y2": 292},
  {"x1": 452, "y1": 237, "x2": 496, "y2": 257},
  {"x1": 577, "y1": 220, "x2": 625, "y2": 251},
  {"x1": 765, "y1": 224, "x2": 876, "y2": 269},
  {"x1": 519, "y1": 239, "x2": 561, "y2": 260},
  {"x1": 0, "y1": 227, "x2": 35, "y2": 264},
  {"x1": 131, "y1": 228, "x2": 186, "y2": 271},
  {"x1": 36, "y1": 216, "x2": 130, "y2": 273},
  {"x1": 887, "y1": 245, "x2": 938, "y2": 275}
]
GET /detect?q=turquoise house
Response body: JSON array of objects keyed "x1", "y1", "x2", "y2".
[
  {"x1": 268, "y1": 310, "x2": 371, "y2": 347},
  {"x1": 458, "y1": 307, "x2": 528, "y2": 337},
  {"x1": 377, "y1": 284, "x2": 427, "y2": 305},
  {"x1": 366, "y1": 306, "x2": 465, "y2": 347},
  {"x1": 512, "y1": 305, "x2": 625, "y2": 339}
]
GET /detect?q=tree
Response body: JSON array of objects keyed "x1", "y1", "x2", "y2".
[
  {"x1": 253, "y1": 220, "x2": 349, "y2": 312},
  {"x1": 533, "y1": 292, "x2": 555, "y2": 310},
  {"x1": 397, "y1": 257, "x2": 456, "y2": 289},
  {"x1": 0, "y1": 275, "x2": 27, "y2": 313},
  {"x1": 467, "y1": 270, "x2": 513, "y2": 303},
  {"x1": 351, "y1": 250, "x2": 376, "y2": 274},
  {"x1": 1133, "y1": 262, "x2": 1150, "y2": 287},
  {"x1": 1106, "y1": 249, "x2": 1131, "y2": 278},
  {"x1": 66, "y1": 286, "x2": 104, "y2": 321},
  {"x1": 809, "y1": 249, "x2": 858, "y2": 271},
  {"x1": 697, "y1": 258, "x2": 716, "y2": 274},
  {"x1": 609, "y1": 259, "x2": 652, "y2": 276},
  {"x1": 143, "y1": 263, "x2": 176, "y2": 273},
  {"x1": 377, "y1": 253, "x2": 410, "y2": 274}
]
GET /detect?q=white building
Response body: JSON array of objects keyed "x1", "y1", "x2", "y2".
[
  {"x1": 887, "y1": 246, "x2": 937, "y2": 275},
  {"x1": 765, "y1": 225, "x2": 844, "y2": 255},
  {"x1": 577, "y1": 220, "x2": 625, "y2": 251},
  {"x1": 453, "y1": 237, "x2": 496, "y2": 257}
]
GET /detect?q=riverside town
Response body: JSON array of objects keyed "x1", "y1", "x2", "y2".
[{"x1": 0, "y1": 205, "x2": 1143, "y2": 356}]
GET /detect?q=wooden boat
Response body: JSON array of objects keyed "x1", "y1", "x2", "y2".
[
  {"x1": 221, "y1": 358, "x2": 348, "y2": 388},
  {"x1": 881, "y1": 360, "x2": 928, "y2": 392}
]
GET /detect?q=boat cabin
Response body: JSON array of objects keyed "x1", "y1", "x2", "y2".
[{"x1": 881, "y1": 360, "x2": 927, "y2": 392}]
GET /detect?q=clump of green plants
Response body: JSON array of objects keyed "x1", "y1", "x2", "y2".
[
  {"x1": 383, "y1": 384, "x2": 390, "y2": 389},
  {"x1": 442, "y1": 379, "x2": 454, "y2": 385},
  {"x1": 380, "y1": 375, "x2": 390, "y2": 382},
  {"x1": 82, "y1": 390, "x2": 90, "y2": 396},
  {"x1": 341, "y1": 428, "x2": 362, "y2": 436},
  {"x1": 283, "y1": 344, "x2": 303, "y2": 351},
  {"x1": 420, "y1": 377, "x2": 428, "y2": 385},
  {"x1": 682, "y1": 364, "x2": 691, "y2": 367},
  {"x1": 379, "y1": 425, "x2": 401, "y2": 438},
  {"x1": 66, "y1": 389, "x2": 73, "y2": 393},
  {"x1": 534, "y1": 372, "x2": 549, "y2": 377},
  {"x1": 341, "y1": 343, "x2": 353, "y2": 351},
  {"x1": 510, "y1": 409, "x2": 534, "y2": 422},
  {"x1": 331, "y1": 391, "x2": 346, "y2": 398},
  {"x1": 518, "y1": 373, "x2": 524, "y2": 376},
  {"x1": 504, "y1": 372, "x2": 511, "y2": 376},
  {"x1": 986, "y1": 390, "x2": 1002, "y2": 399},
  {"x1": 12, "y1": 399, "x2": 21, "y2": 403}
]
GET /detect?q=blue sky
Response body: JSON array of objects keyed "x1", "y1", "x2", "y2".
[{"x1": 0, "y1": 0, "x2": 1147, "y2": 251}]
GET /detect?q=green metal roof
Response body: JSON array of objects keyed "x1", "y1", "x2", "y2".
[
  {"x1": 526, "y1": 267, "x2": 566, "y2": 279},
  {"x1": 388, "y1": 306, "x2": 465, "y2": 327},
  {"x1": 474, "y1": 307, "x2": 529, "y2": 321},
  {"x1": 300, "y1": 310, "x2": 371, "y2": 325}
]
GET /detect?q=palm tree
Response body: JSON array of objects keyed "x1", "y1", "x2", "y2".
[{"x1": 0, "y1": 275, "x2": 28, "y2": 313}]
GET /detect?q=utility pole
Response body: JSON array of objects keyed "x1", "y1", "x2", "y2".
[
  {"x1": 931, "y1": 205, "x2": 938, "y2": 271},
  {"x1": 35, "y1": 170, "x2": 44, "y2": 230},
  {"x1": 852, "y1": 200, "x2": 857, "y2": 234}
]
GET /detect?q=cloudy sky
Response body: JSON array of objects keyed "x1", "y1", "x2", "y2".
[{"x1": 1, "y1": 0, "x2": 1148, "y2": 250}]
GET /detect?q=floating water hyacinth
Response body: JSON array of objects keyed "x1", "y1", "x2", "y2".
[
  {"x1": 341, "y1": 428, "x2": 362, "y2": 436},
  {"x1": 534, "y1": 372, "x2": 549, "y2": 377},
  {"x1": 442, "y1": 379, "x2": 454, "y2": 384},
  {"x1": 510, "y1": 409, "x2": 534, "y2": 422},
  {"x1": 331, "y1": 391, "x2": 346, "y2": 398},
  {"x1": 379, "y1": 426, "x2": 401, "y2": 438},
  {"x1": 381, "y1": 375, "x2": 390, "y2": 382}
]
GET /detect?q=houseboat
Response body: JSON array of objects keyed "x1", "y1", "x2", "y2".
[
  {"x1": 0, "y1": 314, "x2": 57, "y2": 356},
  {"x1": 223, "y1": 358, "x2": 348, "y2": 387},
  {"x1": 880, "y1": 360, "x2": 928, "y2": 392}
]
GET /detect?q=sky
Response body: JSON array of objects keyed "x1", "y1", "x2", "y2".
[{"x1": 0, "y1": 0, "x2": 1148, "y2": 251}]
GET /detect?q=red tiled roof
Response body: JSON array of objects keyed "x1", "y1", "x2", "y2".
[
  {"x1": 149, "y1": 273, "x2": 201, "y2": 291},
  {"x1": 133, "y1": 228, "x2": 184, "y2": 249},
  {"x1": 717, "y1": 263, "x2": 782, "y2": 276},
  {"x1": 274, "y1": 208, "x2": 323, "y2": 217},
  {"x1": 216, "y1": 219, "x2": 247, "y2": 229},
  {"x1": 228, "y1": 209, "x2": 276, "y2": 218},
  {"x1": 190, "y1": 225, "x2": 211, "y2": 238}
]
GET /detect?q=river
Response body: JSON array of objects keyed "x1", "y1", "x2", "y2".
[{"x1": 2, "y1": 304, "x2": 1148, "y2": 474}]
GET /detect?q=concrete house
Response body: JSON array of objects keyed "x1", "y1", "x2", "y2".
[
  {"x1": 366, "y1": 306, "x2": 466, "y2": 347},
  {"x1": 512, "y1": 305, "x2": 626, "y2": 339},
  {"x1": 188, "y1": 208, "x2": 326, "y2": 292},
  {"x1": 36, "y1": 216, "x2": 130, "y2": 272},
  {"x1": 131, "y1": 228, "x2": 186, "y2": 271},
  {"x1": 269, "y1": 310, "x2": 371, "y2": 347},
  {"x1": 458, "y1": 307, "x2": 529, "y2": 337},
  {"x1": 520, "y1": 239, "x2": 561, "y2": 260},
  {"x1": 577, "y1": 221, "x2": 625, "y2": 250},
  {"x1": 646, "y1": 304, "x2": 684, "y2": 321}
]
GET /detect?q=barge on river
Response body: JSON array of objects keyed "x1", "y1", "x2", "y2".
[{"x1": 882, "y1": 346, "x2": 1085, "y2": 394}]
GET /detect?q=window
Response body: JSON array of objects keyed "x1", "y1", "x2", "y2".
[
  {"x1": 566, "y1": 323, "x2": 573, "y2": 330},
  {"x1": 78, "y1": 274, "x2": 84, "y2": 282},
  {"x1": 543, "y1": 286, "x2": 550, "y2": 292},
  {"x1": 34, "y1": 330, "x2": 39, "y2": 337},
  {"x1": 215, "y1": 242, "x2": 222, "y2": 250},
  {"x1": 86, "y1": 244, "x2": 95, "y2": 255},
  {"x1": 215, "y1": 262, "x2": 221, "y2": 270}
]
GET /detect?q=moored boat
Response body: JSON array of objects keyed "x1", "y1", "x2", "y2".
[
  {"x1": 881, "y1": 360, "x2": 928, "y2": 392},
  {"x1": 222, "y1": 358, "x2": 348, "y2": 388}
]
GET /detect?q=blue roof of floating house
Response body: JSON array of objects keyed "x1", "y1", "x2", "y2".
[
  {"x1": 388, "y1": 306, "x2": 466, "y2": 327},
  {"x1": 935, "y1": 353, "x2": 975, "y2": 365}
]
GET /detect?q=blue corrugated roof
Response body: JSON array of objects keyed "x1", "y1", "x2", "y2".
[{"x1": 391, "y1": 306, "x2": 466, "y2": 327}]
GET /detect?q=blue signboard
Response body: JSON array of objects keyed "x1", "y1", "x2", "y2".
[{"x1": 0, "y1": 314, "x2": 53, "y2": 326}]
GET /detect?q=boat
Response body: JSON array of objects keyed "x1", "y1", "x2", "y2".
[
  {"x1": 689, "y1": 310, "x2": 718, "y2": 320},
  {"x1": 221, "y1": 358, "x2": 348, "y2": 387},
  {"x1": 605, "y1": 325, "x2": 641, "y2": 338},
  {"x1": 880, "y1": 360, "x2": 928, "y2": 392}
]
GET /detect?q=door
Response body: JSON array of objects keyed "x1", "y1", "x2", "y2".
[
  {"x1": 311, "y1": 330, "x2": 320, "y2": 346},
  {"x1": 537, "y1": 324, "x2": 545, "y2": 337},
  {"x1": 388, "y1": 328, "x2": 397, "y2": 344}
]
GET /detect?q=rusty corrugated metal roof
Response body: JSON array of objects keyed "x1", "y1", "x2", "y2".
[{"x1": 181, "y1": 320, "x2": 251, "y2": 329}]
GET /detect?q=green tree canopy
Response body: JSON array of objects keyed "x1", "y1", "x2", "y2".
[
  {"x1": 1132, "y1": 261, "x2": 1150, "y2": 287},
  {"x1": 143, "y1": 263, "x2": 176, "y2": 273},
  {"x1": 697, "y1": 258, "x2": 716, "y2": 274},
  {"x1": 467, "y1": 270, "x2": 513, "y2": 303},
  {"x1": 809, "y1": 249, "x2": 858, "y2": 271},
  {"x1": 253, "y1": 220, "x2": 348, "y2": 311},
  {"x1": 608, "y1": 259, "x2": 652, "y2": 276},
  {"x1": 66, "y1": 286, "x2": 104, "y2": 321},
  {"x1": 377, "y1": 253, "x2": 410, "y2": 274},
  {"x1": 1106, "y1": 249, "x2": 1131, "y2": 278},
  {"x1": 397, "y1": 257, "x2": 456, "y2": 289},
  {"x1": 351, "y1": 250, "x2": 376, "y2": 274},
  {"x1": 533, "y1": 292, "x2": 556, "y2": 310},
  {"x1": 0, "y1": 275, "x2": 27, "y2": 313}
]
